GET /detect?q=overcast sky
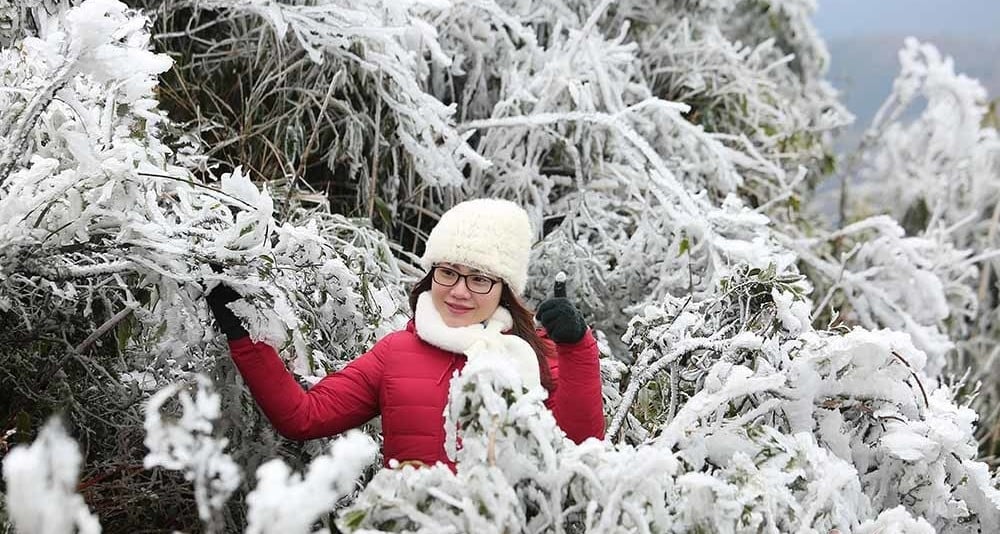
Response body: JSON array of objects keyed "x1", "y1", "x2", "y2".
[
  {"x1": 812, "y1": 0, "x2": 1000, "y2": 39},
  {"x1": 811, "y1": 0, "x2": 999, "y2": 135}
]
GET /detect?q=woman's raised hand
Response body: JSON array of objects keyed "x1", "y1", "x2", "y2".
[
  {"x1": 206, "y1": 282, "x2": 249, "y2": 341},
  {"x1": 536, "y1": 298, "x2": 587, "y2": 344}
]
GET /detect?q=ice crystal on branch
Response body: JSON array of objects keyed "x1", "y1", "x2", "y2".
[{"x1": 144, "y1": 375, "x2": 241, "y2": 532}]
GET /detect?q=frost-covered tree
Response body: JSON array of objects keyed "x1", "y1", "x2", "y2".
[
  {"x1": 137, "y1": 0, "x2": 487, "y2": 246},
  {"x1": 2, "y1": 0, "x2": 1000, "y2": 532},
  {"x1": 840, "y1": 38, "x2": 1000, "y2": 457},
  {"x1": 0, "y1": 0, "x2": 406, "y2": 527}
]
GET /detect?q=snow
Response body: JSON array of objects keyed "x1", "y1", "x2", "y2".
[
  {"x1": 245, "y1": 431, "x2": 377, "y2": 534},
  {"x1": 2, "y1": 420, "x2": 101, "y2": 534},
  {"x1": 143, "y1": 376, "x2": 242, "y2": 528},
  {"x1": 2, "y1": 0, "x2": 999, "y2": 532}
]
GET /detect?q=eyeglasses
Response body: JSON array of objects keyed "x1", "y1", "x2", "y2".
[{"x1": 432, "y1": 265, "x2": 500, "y2": 294}]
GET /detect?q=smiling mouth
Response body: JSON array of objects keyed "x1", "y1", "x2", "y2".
[{"x1": 446, "y1": 303, "x2": 473, "y2": 314}]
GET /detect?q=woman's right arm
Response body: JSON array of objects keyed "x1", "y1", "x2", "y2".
[
  {"x1": 206, "y1": 280, "x2": 382, "y2": 440},
  {"x1": 228, "y1": 338, "x2": 384, "y2": 441}
]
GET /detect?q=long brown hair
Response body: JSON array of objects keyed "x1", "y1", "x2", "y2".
[{"x1": 409, "y1": 272, "x2": 555, "y2": 392}]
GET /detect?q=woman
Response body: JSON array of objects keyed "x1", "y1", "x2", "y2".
[{"x1": 207, "y1": 198, "x2": 604, "y2": 469}]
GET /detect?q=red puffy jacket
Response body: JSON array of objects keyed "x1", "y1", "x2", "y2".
[{"x1": 228, "y1": 321, "x2": 605, "y2": 468}]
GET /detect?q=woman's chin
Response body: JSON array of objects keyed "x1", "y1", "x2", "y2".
[{"x1": 443, "y1": 315, "x2": 476, "y2": 327}]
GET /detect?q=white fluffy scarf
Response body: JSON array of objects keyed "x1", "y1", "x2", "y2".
[{"x1": 414, "y1": 292, "x2": 541, "y2": 390}]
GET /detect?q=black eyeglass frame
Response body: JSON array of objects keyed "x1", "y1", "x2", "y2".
[{"x1": 431, "y1": 265, "x2": 501, "y2": 294}]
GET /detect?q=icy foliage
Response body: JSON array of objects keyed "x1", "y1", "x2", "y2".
[
  {"x1": 0, "y1": 1, "x2": 406, "y2": 528},
  {"x1": 2, "y1": 418, "x2": 101, "y2": 534},
  {"x1": 857, "y1": 506, "x2": 936, "y2": 534},
  {"x1": 144, "y1": 375, "x2": 241, "y2": 531},
  {"x1": 244, "y1": 431, "x2": 376, "y2": 534},
  {"x1": 642, "y1": 269, "x2": 998, "y2": 533},
  {"x1": 198, "y1": 0, "x2": 487, "y2": 188},
  {"x1": 844, "y1": 38, "x2": 1000, "y2": 452},
  {"x1": 781, "y1": 215, "x2": 969, "y2": 376},
  {"x1": 858, "y1": 38, "x2": 999, "y2": 222},
  {"x1": 139, "y1": 0, "x2": 489, "y2": 237},
  {"x1": 633, "y1": 0, "x2": 849, "y2": 193},
  {"x1": 5, "y1": 382, "x2": 374, "y2": 534},
  {"x1": 0, "y1": 0, "x2": 408, "y2": 380},
  {"x1": 3, "y1": 0, "x2": 1000, "y2": 532}
]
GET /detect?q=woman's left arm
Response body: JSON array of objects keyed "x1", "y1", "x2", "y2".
[
  {"x1": 537, "y1": 298, "x2": 605, "y2": 442},
  {"x1": 550, "y1": 330, "x2": 605, "y2": 442}
]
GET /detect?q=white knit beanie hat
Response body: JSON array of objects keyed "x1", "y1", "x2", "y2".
[{"x1": 420, "y1": 198, "x2": 533, "y2": 294}]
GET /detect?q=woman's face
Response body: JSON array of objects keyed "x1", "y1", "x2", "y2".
[{"x1": 429, "y1": 263, "x2": 504, "y2": 327}]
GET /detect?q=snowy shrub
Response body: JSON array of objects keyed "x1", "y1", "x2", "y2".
[
  {"x1": 2, "y1": 0, "x2": 1000, "y2": 532},
  {"x1": 0, "y1": 0, "x2": 404, "y2": 527},
  {"x1": 2, "y1": 381, "x2": 375, "y2": 534},
  {"x1": 0, "y1": 0, "x2": 409, "y2": 401},
  {"x1": 629, "y1": 0, "x2": 850, "y2": 198},
  {"x1": 857, "y1": 506, "x2": 936, "y2": 534},
  {"x1": 139, "y1": 0, "x2": 487, "y2": 248},
  {"x1": 2, "y1": 418, "x2": 100, "y2": 534},
  {"x1": 845, "y1": 38, "x2": 1000, "y2": 455},
  {"x1": 782, "y1": 215, "x2": 970, "y2": 376},
  {"x1": 243, "y1": 430, "x2": 376, "y2": 534},
  {"x1": 144, "y1": 375, "x2": 241, "y2": 532},
  {"x1": 606, "y1": 265, "x2": 1000, "y2": 532}
]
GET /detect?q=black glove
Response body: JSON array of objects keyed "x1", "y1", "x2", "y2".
[
  {"x1": 206, "y1": 282, "x2": 249, "y2": 341},
  {"x1": 536, "y1": 298, "x2": 587, "y2": 344}
]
